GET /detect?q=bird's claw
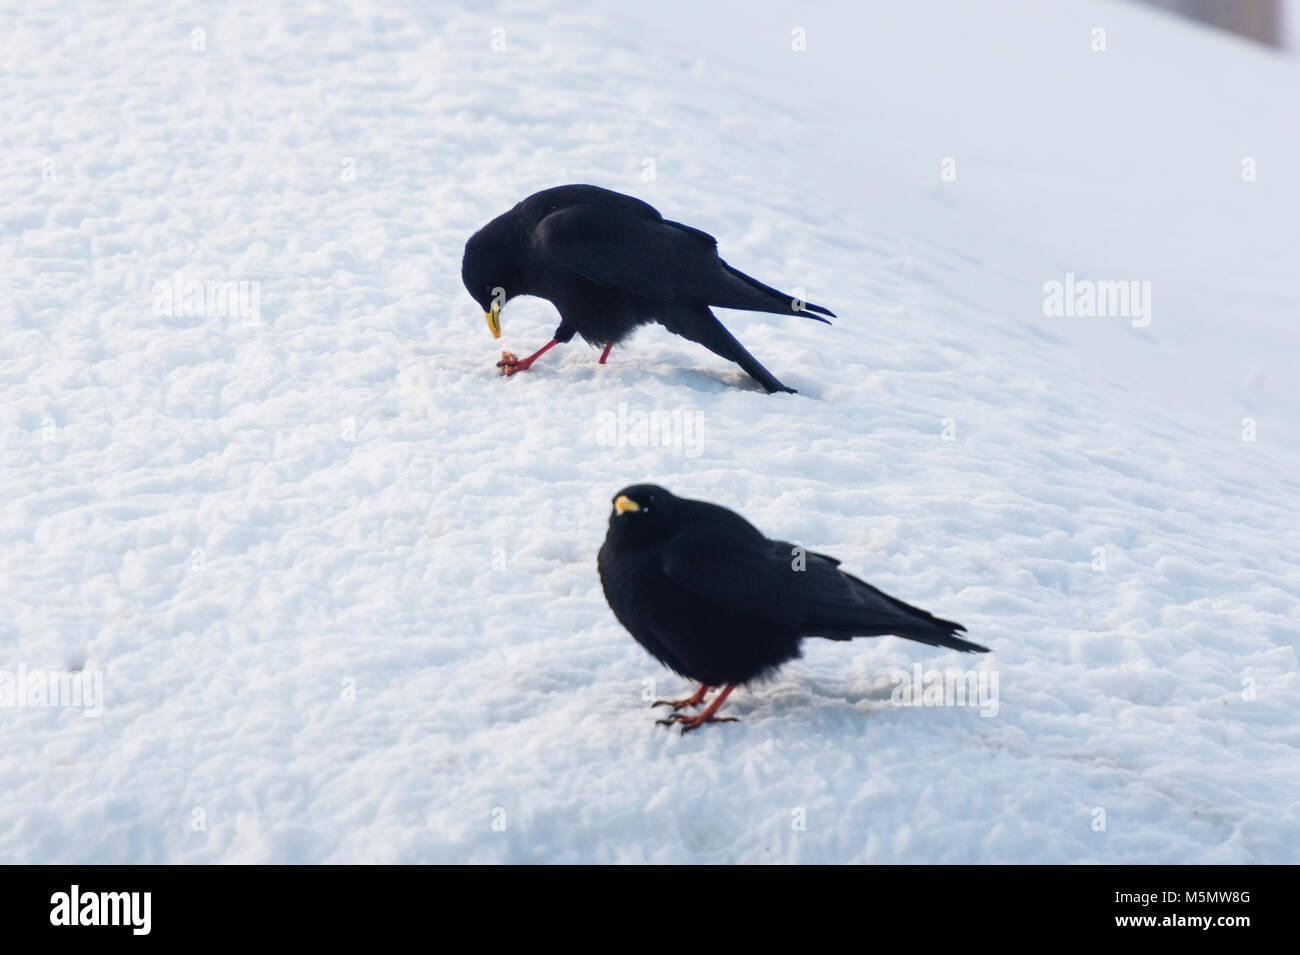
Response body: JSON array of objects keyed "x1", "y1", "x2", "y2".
[
  {"x1": 651, "y1": 697, "x2": 705, "y2": 710},
  {"x1": 655, "y1": 713, "x2": 741, "y2": 734},
  {"x1": 650, "y1": 685, "x2": 711, "y2": 710}
]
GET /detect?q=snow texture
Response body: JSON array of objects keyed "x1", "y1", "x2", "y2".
[{"x1": 1, "y1": 0, "x2": 1297, "y2": 863}]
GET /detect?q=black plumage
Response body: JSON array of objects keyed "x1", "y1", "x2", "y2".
[
  {"x1": 461, "y1": 184, "x2": 834, "y2": 393},
  {"x1": 596, "y1": 485, "x2": 988, "y2": 731}
]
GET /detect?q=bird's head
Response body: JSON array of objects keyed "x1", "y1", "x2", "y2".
[
  {"x1": 607, "y1": 484, "x2": 678, "y2": 542},
  {"x1": 462, "y1": 220, "x2": 524, "y2": 340}
]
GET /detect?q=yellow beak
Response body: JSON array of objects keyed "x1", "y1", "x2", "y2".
[
  {"x1": 613, "y1": 495, "x2": 640, "y2": 514},
  {"x1": 485, "y1": 303, "x2": 501, "y2": 339}
]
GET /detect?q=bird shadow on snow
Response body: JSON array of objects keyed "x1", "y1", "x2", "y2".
[
  {"x1": 606, "y1": 357, "x2": 823, "y2": 401},
  {"x1": 462, "y1": 339, "x2": 821, "y2": 399},
  {"x1": 728, "y1": 673, "x2": 899, "y2": 723}
]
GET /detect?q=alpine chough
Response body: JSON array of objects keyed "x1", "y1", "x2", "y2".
[
  {"x1": 461, "y1": 185, "x2": 834, "y2": 393},
  {"x1": 597, "y1": 485, "x2": 989, "y2": 732}
]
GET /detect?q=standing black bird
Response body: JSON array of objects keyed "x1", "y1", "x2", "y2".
[
  {"x1": 461, "y1": 184, "x2": 834, "y2": 393},
  {"x1": 597, "y1": 485, "x2": 989, "y2": 732}
]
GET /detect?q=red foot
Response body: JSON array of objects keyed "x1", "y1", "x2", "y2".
[
  {"x1": 598, "y1": 343, "x2": 613, "y2": 364},
  {"x1": 651, "y1": 684, "x2": 711, "y2": 711},
  {"x1": 654, "y1": 684, "x2": 738, "y2": 734}
]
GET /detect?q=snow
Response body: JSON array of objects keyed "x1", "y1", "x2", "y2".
[{"x1": 2, "y1": 0, "x2": 1298, "y2": 863}]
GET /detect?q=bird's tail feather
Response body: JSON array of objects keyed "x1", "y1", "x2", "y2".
[
  {"x1": 718, "y1": 264, "x2": 835, "y2": 322},
  {"x1": 884, "y1": 618, "x2": 989, "y2": 653},
  {"x1": 815, "y1": 575, "x2": 989, "y2": 652},
  {"x1": 819, "y1": 618, "x2": 987, "y2": 653}
]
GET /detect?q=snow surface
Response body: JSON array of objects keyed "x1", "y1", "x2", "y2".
[{"x1": 2, "y1": 0, "x2": 1298, "y2": 863}]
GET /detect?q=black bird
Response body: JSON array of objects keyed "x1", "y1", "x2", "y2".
[
  {"x1": 461, "y1": 184, "x2": 834, "y2": 393},
  {"x1": 597, "y1": 485, "x2": 989, "y2": 732}
]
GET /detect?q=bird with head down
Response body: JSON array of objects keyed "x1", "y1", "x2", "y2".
[
  {"x1": 597, "y1": 484, "x2": 989, "y2": 732},
  {"x1": 462, "y1": 184, "x2": 834, "y2": 393}
]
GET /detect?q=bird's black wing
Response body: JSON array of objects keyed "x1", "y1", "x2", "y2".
[
  {"x1": 533, "y1": 204, "x2": 833, "y2": 319},
  {"x1": 532, "y1": 204, "x2": 703, "y2": 302},
  {"x1": 660, "y1": 526, "x2": 985, "y2": 651},
  {"x1": 657, "y1": 525, "x2": 836, "y2": 629}
]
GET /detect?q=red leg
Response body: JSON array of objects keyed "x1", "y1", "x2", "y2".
[
  {"x1": 498, "y1": 338, "x2": 558, "y2": 376},
  {"x1": 651, "y1": 684, "x2": 711, "y2": 710},
  {"x1": 598, "y1": 343, "x2": 613, "y2": 364},
  {"x1": 656, "y1": 684, "x2": 739, "y2": 733}
]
